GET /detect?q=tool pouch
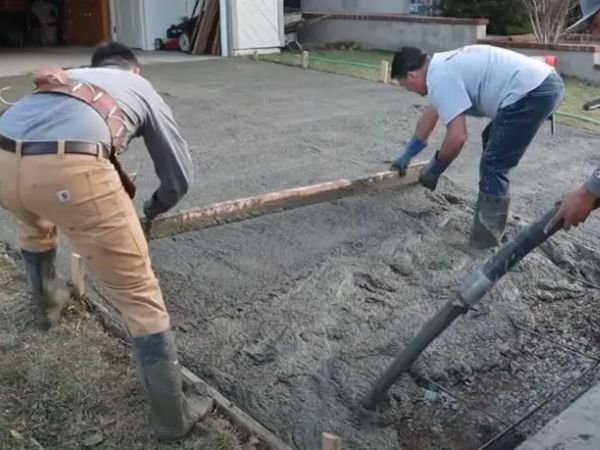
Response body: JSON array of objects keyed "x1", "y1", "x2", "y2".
[{"x1": 33, "y1": 66, "x2": 136, "y2": 199}]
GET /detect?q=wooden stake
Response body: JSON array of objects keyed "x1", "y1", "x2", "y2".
[
  {"x1": 70, "y1": 253, "x2": 85, "y2": 298},
  {"x1": 380, "y1": 60, "x2": 390, "y2": 84},
  {"x1": 301, "y1": 50, "x2": 309, "y2": 69},
  {"x1": 321, "y1": 432, "x2": 342, "y2": 450},
  {"x1": 146, "y1": 163, "x2": 426, "y2": 241},
  {"x1": 181, "y1": 367, "x2": 292, "y2": 450}
]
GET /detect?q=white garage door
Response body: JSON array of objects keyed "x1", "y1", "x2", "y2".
[{"x1": 231, "y1": 0, "x2": 283, "y2": 51}]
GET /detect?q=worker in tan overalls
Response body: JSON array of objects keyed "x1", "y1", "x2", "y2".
[{"x1": 0, "y1": 42, "x2": 204, "y2": 441}]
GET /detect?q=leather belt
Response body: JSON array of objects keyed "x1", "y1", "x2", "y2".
[{"x1": 0, "y1": 134, "x2": 110, "y2": 158}]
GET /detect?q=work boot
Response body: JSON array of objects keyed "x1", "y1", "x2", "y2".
[
  {"x1": 132, "y1": 330, "x2": 208, "y2": 442},
  {"x1": 21, "y1": 248, "x2": 71, "y2": 330},
  {"x1": 469, "y1": 192, "x2": 510, "y2": 249}
]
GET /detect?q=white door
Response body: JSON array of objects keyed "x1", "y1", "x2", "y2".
[
  {"x1": 231, "y1": 0, "x2": 283, "y2": 50},
  {"x1": 110, "y1": 0, "x2": 146, "y2": 50}
]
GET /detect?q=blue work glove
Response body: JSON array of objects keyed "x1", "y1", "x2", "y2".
[
  {"x1": 390, "y1": 136, "x2": 427, "y2": 174},
  {"x1": 420, "y1": 152, "x2": 451, "y2": 191}
]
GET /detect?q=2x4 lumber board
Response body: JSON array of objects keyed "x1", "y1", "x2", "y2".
[
  {"x1": 146, "y1": 163, "x2": 425, "y2": 241},
  {"x1": 322, "y1": 433, "x2": 343, "y2": 450},
  {"x1": 211, "y1": 21, "x2": 221, "y2": 55},
  {"x1": 380, "y1": 60, "x2": 390, "y2": 83},
  {"x1": 301, "y1": 51, "x2": 309, "y2": 68},
  {"x1": 196, "y1": 0, "x2": 218, "y2": 54},
  {"x1": 212, "y1": 22, "x2": 221, "y2": 55},
  {"x1": 192, "y1": 0, "x2": 207, "y2": 55},
  {"x1": 181, "y1": 367, "x2": 293, "y2": 450},
  {"x1": 70, "y1": 253, "x2": 85, "y2": 298}
]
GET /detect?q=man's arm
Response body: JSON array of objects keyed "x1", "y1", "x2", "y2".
[
  {"x1": 419, "y1": 71, "x2": 471, "y2": 190},
  {"x1": 141, "y1": 89, "x2": 193, "y2": 219},
  {"x1": 546, "y1": 168, "x2": 600, "y2": 232},
  {"x1": 390, "y1": 106, "x2": 439, "y2": 173},
  {"x1": 438, "y1": 114, "x2": 467, "y2": 163},
  {"x1": 414, "y1": 106, "x2": 439, "y2": 141}
]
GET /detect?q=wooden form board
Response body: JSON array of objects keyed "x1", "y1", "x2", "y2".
[
  {"x1": 146, "y1": 163, "x2": 426, "y2": 241},
  {"x1": 181, "y1": 367, "x2": 293, "y2": 450},
  {"x1": 191, "y1": 0, "x2": 220, "y2": 55},
  {"x1": 322, "y1": 433, "x2": 343, "y2": 450}
]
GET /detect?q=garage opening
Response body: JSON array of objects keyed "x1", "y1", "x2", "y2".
[{"x1": 0, "y1": 0, "x2": 109, "y2": 48}]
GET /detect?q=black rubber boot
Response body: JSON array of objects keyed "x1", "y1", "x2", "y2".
[
  {"x1": 469, "y1": 192, "x2": 510, "y2": 249},
  {"x1": 132, "y1": 330, "x2": 208, "y2": 442},
  {"x1": 21, "y1": 248, "x2": 71, "y2": 330}
]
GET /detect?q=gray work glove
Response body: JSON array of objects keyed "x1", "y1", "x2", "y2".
[
  {"x1": 420, "y1": 152, "x2": 451, "y2": 191},
  {"x1": 420, "y1": 152, "x2": 450, "y2": 191},
  {"x1": 143, "y1": 192, "x2": 169, "y2": 221}
]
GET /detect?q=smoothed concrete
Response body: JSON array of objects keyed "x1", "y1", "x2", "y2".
[{"x1": 517, "y1": 383, "x2": 600, "y2": 450}]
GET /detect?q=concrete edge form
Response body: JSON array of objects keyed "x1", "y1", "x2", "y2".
[{"x1": 516, "y1": 382, "x2": 600, "y2": 450}]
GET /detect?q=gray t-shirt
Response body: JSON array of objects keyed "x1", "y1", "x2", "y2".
[
  {"x1": 0, "y1": 66, "x2": 192, "y2": 213},
  {"x1": 426, "y1": 44, "x2": 554, "y2": 125}
]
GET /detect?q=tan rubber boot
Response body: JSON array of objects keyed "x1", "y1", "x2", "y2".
[
  {"x1": 132, "y1": 330, "x2": 210, "y2": 442},
  {"x1": 21, "y1": 248, "x2": 71, "y2": 330}
]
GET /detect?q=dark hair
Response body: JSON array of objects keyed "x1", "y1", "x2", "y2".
[
  {"x1": 91, "y1": 41, "x2": 139, "y2": 70},
  {"x1": 391, "y1": 46, "x2": 427, "y2": 79}
]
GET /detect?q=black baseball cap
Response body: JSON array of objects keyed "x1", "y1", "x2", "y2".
[{"x1": 391, "y1": 47, "x2": 428, "y2": 79}]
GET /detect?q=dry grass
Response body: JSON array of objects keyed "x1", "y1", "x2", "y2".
[{"x1": 0, "y1": 242, "x2": 245, "y2": 450}]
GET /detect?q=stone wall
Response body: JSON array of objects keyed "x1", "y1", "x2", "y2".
[{"x1": 299, "y1": 12, "x2": 488, "y2": 53}]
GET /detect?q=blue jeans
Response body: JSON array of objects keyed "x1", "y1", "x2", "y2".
[{"x1": 479, "y1": 72, "x2": 565, "y2": 196}]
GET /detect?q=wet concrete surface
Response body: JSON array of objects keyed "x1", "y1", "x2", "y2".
[{"x1": 2, "y1": 59, "x2": 600, "y2": 449}]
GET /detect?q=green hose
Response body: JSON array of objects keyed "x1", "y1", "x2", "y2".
[
  {"x1": 555, "y1": 110, "x2": 600, "y2": 126},
  {"x1": 309, "y1": 55, "x2": 380, "y2": 69}
]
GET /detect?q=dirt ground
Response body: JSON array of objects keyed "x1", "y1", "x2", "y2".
[
  {"x1": 2, "y1": 58, "x2": 600, "y2": 450},
  {"x1": 0, "y1": 241, "x2": 245, "y2": 450}
]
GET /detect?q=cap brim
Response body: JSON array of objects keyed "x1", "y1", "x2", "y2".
[{"x1": 565, "y1": 12, "x2": 595, "y2": 33}]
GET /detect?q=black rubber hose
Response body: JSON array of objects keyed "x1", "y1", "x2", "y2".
[
  {"x1": 481, "y1": 204, "x2": 561, "y2": 282},
  {"x1": 360, "y1": 300, "x2": 466, "y2": 410},
  {"x1": 360, "y1": 203, "x2": 575, "y2": 410}
]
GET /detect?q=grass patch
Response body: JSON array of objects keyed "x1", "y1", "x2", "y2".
[
  {"x1": 261, "y1": 49, "x2": 600, "y2": 133},
  {"x1": 558, "y1": 77, "x2": 600, "y2": 133},
  {"x1": 261, "y1": 49, "x2": 392, "y2": 82},
  {"x1": 0, "y1": 242, "x2": 248, "y2": 450}
]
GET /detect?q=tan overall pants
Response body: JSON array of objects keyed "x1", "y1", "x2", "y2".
[{"x1": 0, "y1": 142, "x2": 170, "y2": 337}]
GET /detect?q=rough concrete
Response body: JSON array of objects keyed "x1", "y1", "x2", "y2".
[
  {"x1": 2, "y1": 59, "x2": 600, "y2": 449},
  {"x1": 517, "y1": 382, "x2": 600, "y2": 450},
  {"x1": 299, "y1": 17, "x2": 487, "y2": 53}
]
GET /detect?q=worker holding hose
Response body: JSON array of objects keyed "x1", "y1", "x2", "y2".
[
  {"x1": 389, "y1": 44, "x2": 564, "y2": 248},
  {"x1": 547, "y1": 0, "x2": 600, "y2": 231},
  {"x1": 0, "y1": 42, "x2": 204, "y2": 441}
]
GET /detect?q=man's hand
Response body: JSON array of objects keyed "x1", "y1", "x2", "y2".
[
  {"x1": 33, "y1": 65, "x2": 70, "y2": 89},
  {"x1": 390, "y1": 136, "x2": 427, "y2": 174},
  {"x1": 545, "y1": 187, "x2": 599, "y2": 233},
  {"x1": 143, "y1": 195, "x2": 161, "y2": 222},
  {"x1": 420, "y1": 151, "x2": 451, "y2": 191}
]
